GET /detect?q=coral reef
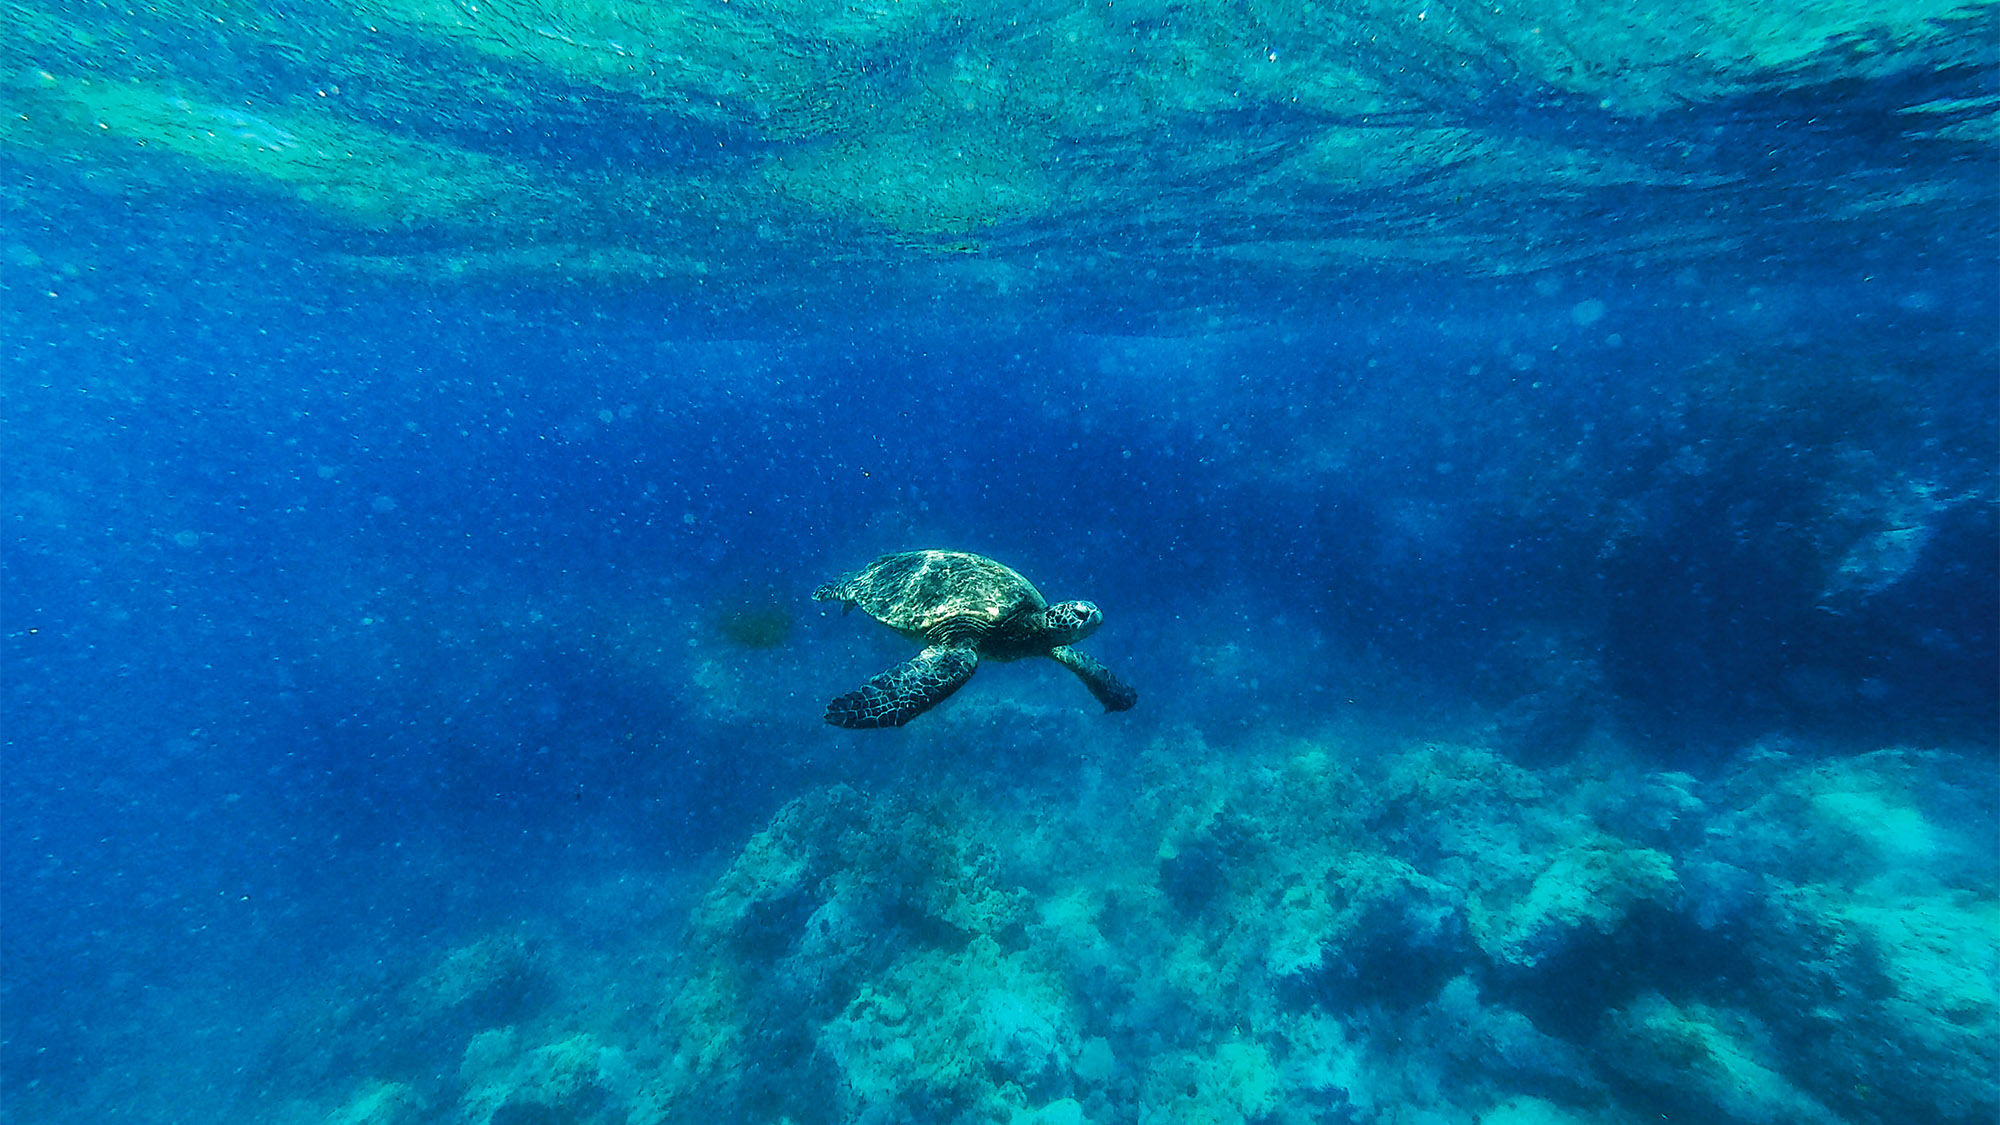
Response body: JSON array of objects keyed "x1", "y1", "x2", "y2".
[
  {"x1": 276, "y1": 731, "x2": 1992, "y2": 1125},
  {"x1": 597, "y1": 731, "x2": 1990, "y2": 1124}
]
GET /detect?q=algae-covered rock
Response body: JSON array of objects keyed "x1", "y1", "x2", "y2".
[
  {"x1": 1602, "y1": 993, "x2": 1842, "y2": 1125},
  {"x1": 1138, "y1": 1039, "x2": 1282, "y2": 1125},
  {"x1": 324, "y1": 1079, "x2": 426, "y2": 1125},
  {"x1": 1476, "y1": 1095, "x2": 1600, "y2": 1125},
  {"x1": 1740, "y1": 881, "x2": 1999, "y2": 1125},
  {"x1": 1469, "y1": 838, "x2": 1680, "y2": 969},
  {"x1": 1426, "y1": 976, "x2": 1598, "y2": 1097},
  {"x1": 694, "y1": 785, "x2": 1026, "y2": 965},
  {"x1": 818, "y1": 936, "x2": 1084, "y2": 1119},
  {"x1": 1272, "y1": 852, "x2": 1469, "y2": 1008},
  {"x1": 405, "y1": 930, "x2": 551, "y2": 1027},
  {"x1": 659, "y1": 783, "x2": 1043, "y2": 1120},
  {"x1": 458, "y1": 1026, "x2": 519, "y2": 1086},
  {"x1": 1687, "y1": 746, "x2": 2000, "y2": 1123},
  {"x1": 456, "y1": 1032, "x2": 628, "y2": 1125}
]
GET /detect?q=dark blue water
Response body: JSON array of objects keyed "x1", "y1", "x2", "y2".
[{"x1": 4, "y1": 5, "x2": 1998, "y2": 1122}]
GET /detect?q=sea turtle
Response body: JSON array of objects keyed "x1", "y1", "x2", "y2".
[{"x1": 812, "y1": 549, "x2": 1138, "y2": 728}]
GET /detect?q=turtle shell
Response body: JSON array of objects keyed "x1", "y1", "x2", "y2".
[{"x1": 845, "y1": 550, "x2": 1046, "y2": 639}]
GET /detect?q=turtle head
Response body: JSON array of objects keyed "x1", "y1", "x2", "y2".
[{"x1": 1042, "y1": 600, "x2": 1103, "y2": 644}]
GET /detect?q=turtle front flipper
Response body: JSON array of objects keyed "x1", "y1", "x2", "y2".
[
  {"x1": 1050, "y1": 646, "x2": 1137, "y2": 713},
  {"x1": 826, "y1": 645, "x2": 979, "y2": 728}
]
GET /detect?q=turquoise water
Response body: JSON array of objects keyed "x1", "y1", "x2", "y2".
[{"x1": 3, "y1": 1, "x2": 1996, "y2": 1122}]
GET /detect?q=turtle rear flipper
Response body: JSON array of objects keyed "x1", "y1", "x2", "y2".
[
  {"x1": 1051, "y1": 646, "x2": 1137, "y2": 712},
  {"x1": 826, "y1": 645, "x2": 979, "y2": 728}
]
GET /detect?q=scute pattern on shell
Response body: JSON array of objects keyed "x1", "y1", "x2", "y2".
[{"x1": 845, "y1": 550, "x2": 1046, "y2": 638}]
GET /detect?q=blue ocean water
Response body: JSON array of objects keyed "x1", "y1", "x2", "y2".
[{"x1": 3, "y1": 2, "x2": 1997, "y2": 1123}]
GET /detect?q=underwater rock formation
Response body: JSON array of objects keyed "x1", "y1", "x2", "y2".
[
  {"x1": 607, "y1": 734, "x2": 1993, "y2": 1124},
  {"x1": 278, "y1": 731, "x2": 1993, "y2": 1125}
]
